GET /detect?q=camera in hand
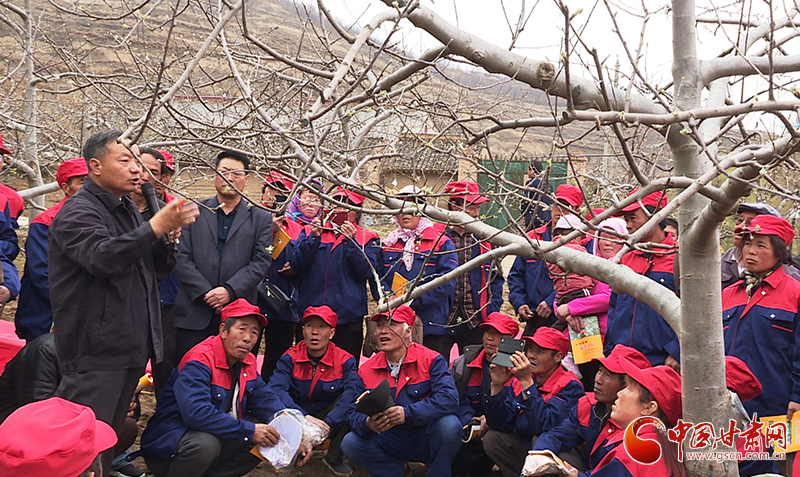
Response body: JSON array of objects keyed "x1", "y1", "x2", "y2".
[{"x1": 491, "y1": 337, "x2": 526, "y2": 368}]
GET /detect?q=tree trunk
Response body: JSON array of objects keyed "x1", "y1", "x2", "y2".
[
  {"x1": 671, "y1": 0, "x2": 737, "y2": 475},
  {"x1": 23, "y1": 0, "x2": 44, "y2": 220}
]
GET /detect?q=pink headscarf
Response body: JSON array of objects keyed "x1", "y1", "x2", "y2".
[
  {"x1": 593, "y1": 217, "x2": 627, "y2": 258},
  {"x1": 384, "y1": 216, "x2": 433, "y2": 271}
]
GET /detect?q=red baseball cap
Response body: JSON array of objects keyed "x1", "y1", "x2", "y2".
[
  {"x1": 0, "y1": 135, "x2": 11, "y2": 156},
  {"x1": 617, "y1": 188, "x2": 668, "y2": 214},
  {"x1": 444, "y1": 180, "x2": 489, "y2": 205},
  {"x1": 524, "y1": 327, "x2": 569, "y2": 355},
  {"x1": 619, "y1": 361, "x2": 682, "y2": 425},
  {"x1": 594, "y1": 344, "x2": 651, "y2": 374},
  {"x1": 158, "y1": 150, "x2": 175, "y2": 171},
  {"x1": 303, "y1": 305, "x2": 338, "y2": 328},
  {"x1": 743, "y1": 214, "x2": 796, "y2": 246},
  {"x1": 479, "y1": 312, "x2": 520, "y2": 336},
  {"x1": 55, "y1": 158, "x2": 88, "y2": 186},
  {"x1": 371, "y1": 304, "x2": 416, "y2": 327},
  {"x1": 555, "y1": 184, "x2": 583, "y2": 208},
  {"x1": 0, "y1": 397, "x2": 117, "y2": 477},
  {"x1": 221, "y1": 298, "x2": 267, "y2": 327},
  {"x1": 332, "y1": 186, "x2": 366, "y2": 206},
  {"x1": 586, "y1": 208, "x2": 606, "y2": 221},
  {"x1": 725, "y1": 356, "x2": 762, "y2": 401},
  {"x1": 263, "y1": 171, "x2": 294, "y2": 193}
]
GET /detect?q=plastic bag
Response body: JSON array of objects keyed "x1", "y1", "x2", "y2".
[{"x1": 256, "y1": 409, "x2": 330, "y2": 470}]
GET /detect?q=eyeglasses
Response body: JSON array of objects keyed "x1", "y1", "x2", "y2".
[
  {"x1": 300, "y1": 199, "x2": 321, "y2": 206},
  {"x1": 217, "y1": 169, "x2": 247, "y2": 178}
]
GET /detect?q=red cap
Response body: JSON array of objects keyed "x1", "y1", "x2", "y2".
[
  {"x1": 555, "y1": 184, "x2": 583, "y2": 208},
  {"x1": 302, "y1": 305, "x2": 338, "y2": 328},
  {"x1": 617, "y1": 188, "x2": 668, "y2": 214},
  {"x1": 0, "y1": 135, "x2": 11, "y2": 156},
  {"x1": 444, "y1": 180, "x2": 488, "y2": 205},
  {"x1": 159, "y1": 150, "x2": 174, "y2": 171},
  {"x1": 55, "y1": 158, "x2": 88, "y2": 186},
  {"x1": 524, "y1": 327, "x2": 569, "y2": 355},
  {"x1": 586, "y1": 208, "x2": 606, "y2": 221},
  {"x1": 479, "y1": 312, "x2": 520, "y2": 336},
  {"x1": 221, "y1": 298, "x2": 267, "y2": 327},
  {"x1": 725, "y1": 356, "x2": 762, "y2": 401},
  {"x1": 0, "y1": 397, "x2": 117, "y2": 477},
  {"x1": 263, "y1": 171, "x2": 294, "y2": 192},
  {"x1": 619, "y1": 361, "x2": 682, "y2": 425},
  {"x1": 332, "y1": 186, "x2": 366, "y2": 206},
  {"x1": 371, "y1": 304, "x2": 416, "y2": 327},
  {"x1": 595, "y1": 344, "x2": 651, "y2": 374},
  {"x1": 743, "y1": 214, "x2": 796, "y2": 247}
]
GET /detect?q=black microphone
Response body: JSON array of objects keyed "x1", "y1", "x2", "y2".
[{"x1": 141, "y1": 182, "x2": 170, "y2": 245}]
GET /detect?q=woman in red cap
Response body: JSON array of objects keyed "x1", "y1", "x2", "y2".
[
  {"x1": 565, "y1": 363, "x2": 683, "y2": 477},
  {"x1": 721, "y1": 214, "x2": 800, "y2": 475}
]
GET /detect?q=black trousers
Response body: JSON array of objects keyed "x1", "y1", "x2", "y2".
[
  {"x1": 57, "y1": 366, "x2": 145, "y2": 477},
  {"x1": 176, "y1": 316, "x2": 221, "y2": 361},
  {"x1": 331, "y1": 320, "x2": 364, "y2": 360},
  {"x1": 261, "y1": 319, "x2": 298, "y2": 382},
  {"x1": 145, "y1": 430, "x2": 261, "y2": 477}
]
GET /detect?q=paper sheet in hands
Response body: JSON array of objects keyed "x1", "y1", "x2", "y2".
[
  {"x1": 255, "y1": 412, "x2": 303, "y2": 470},
  {"x1": 521, "y1": 450, "x2": 570, "y2": 476},
  {"x1": 355, "y1": 378, "x2": 394, "y2": 416}
]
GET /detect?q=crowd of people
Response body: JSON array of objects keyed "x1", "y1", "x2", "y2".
[{"x1": 0, "y1": 131, "x2": 796, "y2": 477}]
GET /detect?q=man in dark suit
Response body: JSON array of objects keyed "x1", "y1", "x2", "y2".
[{"x1": 174, "y1": 150, "x2": 273, "y2": 359}]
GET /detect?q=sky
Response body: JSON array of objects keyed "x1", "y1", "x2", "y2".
[{"x1": 298, "y1": 0, "x2": 797, "y2": 129}]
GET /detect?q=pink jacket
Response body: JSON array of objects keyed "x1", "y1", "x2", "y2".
[{"x1": 566, "y1": 281, "x2": 610, "y2": 337}]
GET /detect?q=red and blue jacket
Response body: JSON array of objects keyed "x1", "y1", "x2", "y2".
[
  {"x1": 290, "y1": 224, "x2": 382, "y2": 326},
  {"x1": 0, "y1": 193, "x2": 21, "y2": 303},
  {"x1": 484, "y1": 365, "x2": 584, "y2": 439},
  {"x1": 14, "y1": 198, "x2": 65, "y2": 339},
  {"x1": 140, "y1": 335, "x2": 284, "y2": 460},
  {"x1": 605, "y1": 234, "x2": 679, "y2": 366},
  {"x1": 347, "y1": 342, "x2": 459, "y2": 436},
  {"x1": 454, "y1": 348, "x2": 521, "y2": 425},
  {"x1": 576, "y1": 419, "x2": 671, "y2": 477},
  {"x1": 381, "y1": 228, "x2": 458, "y2": 337},
  {"x1": 722, "y1": 265, "x2": 800, "y2": 418},
  {"x1": 265, "y1": 340, "x2": 359, "y2": 431},
  {"x1": 260, "y1": 219, "x2": 303, "y2": 322},
  {"x1": 508, "y1": 226, "x2": 555, "y2": 315},
  {"x1": 444, "y1": 227, "x2": 505, "y2": 322},
  {"x1": 0, "y1": 183, "x2": 23, "y2": 228},
  {"x1": 534, "y1": 393, "x2": 617, "y2": 469}
]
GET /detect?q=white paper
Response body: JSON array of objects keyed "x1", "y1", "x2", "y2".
[{"x1": 257, "y1": 412, "x2": 303, "y2": 469}]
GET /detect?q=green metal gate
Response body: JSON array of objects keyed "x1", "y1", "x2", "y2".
[{"x1": 478, "y1": 160, "x2": 567, "y2": 230}]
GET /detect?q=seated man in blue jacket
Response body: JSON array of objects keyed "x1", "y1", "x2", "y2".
[
  {"x1": 482, "y1": 327, "x2": 584, "y2": 477},
  {"x1": 532, "y1": 345, "x2": 650, "y2": 471},
  {"x1": 266, "y1": 305, "x2": 360, "y2": 475},
  {"x1": 141, "y1": 299, "x2": 306, "y2": 477},
  {"x1": 451, "y1": 312, "x2": 520, "y2": 477},
  {"x1": 341, "y1": 304, "x2": 462, "y2": 477}
]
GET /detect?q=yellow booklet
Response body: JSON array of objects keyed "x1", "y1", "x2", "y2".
[
  {"x1": 391, "y1": 273, "x2": 408, "y2": 297},
  {"x1": 568, "y1": 316, "x2": 604, "y2": 364},
  {"x1": 272, "y1": 228, "x2": 291, "y2": 260},
  {"x1": 759, "y1": 411, "x2": 800, "y2": 453}
]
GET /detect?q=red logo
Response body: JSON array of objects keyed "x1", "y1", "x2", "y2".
[{"x1": 623, "y1": 416, "x2": 666, "y2": 464}]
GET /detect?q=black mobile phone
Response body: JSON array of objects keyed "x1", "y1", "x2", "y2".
[{"x1": 491, "y1": 337, "x2": 526, "y2": 367}]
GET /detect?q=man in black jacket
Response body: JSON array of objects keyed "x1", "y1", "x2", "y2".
[{"x1": 48, "y1": 130, "x2": 198, "y2": 476}]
